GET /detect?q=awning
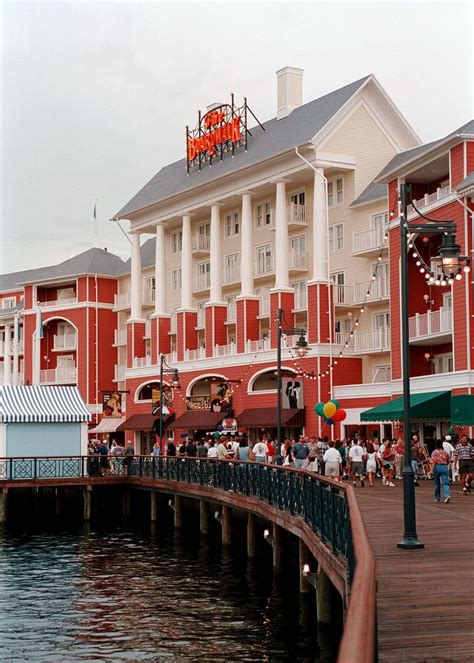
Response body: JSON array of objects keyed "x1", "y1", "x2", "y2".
[
  {"x1": 168, "y1": 411, "x2": 225, "y2": 430},
  {"x1": 360, "y1": 391, "x2": 451, "y2": 422},
  {"x1": 237, "y1": 407, "x2": 304, "y2": 427},
  {"x1": 116, "y1": 414, "x2": 160, "y2": 431},
  {"x1": 451, "y1": 395, "x2": 474, "y2": 425},
  {"x1": 89, "y1": 416, "x2": 126, "y2": 434},
  {"x1": 0, "y1": 385, "x2": 91, "y2": 423}
]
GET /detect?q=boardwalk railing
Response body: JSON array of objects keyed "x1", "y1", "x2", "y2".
[{"x1": 0, "y1": 455, "x2": 376, "y2": 662}]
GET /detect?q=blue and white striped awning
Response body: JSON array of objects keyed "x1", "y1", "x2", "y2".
[{"x1": 0, "y1": 385, "x2": 91, "y2": 423}]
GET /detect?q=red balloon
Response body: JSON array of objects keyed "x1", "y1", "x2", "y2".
[{"x1": 332, "y1": 409, "x2": 347, "y2": 422}]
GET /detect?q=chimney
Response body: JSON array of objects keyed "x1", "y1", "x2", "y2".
[{"x1": 276, "y1": 67, "x2": 303, "y2": 120}]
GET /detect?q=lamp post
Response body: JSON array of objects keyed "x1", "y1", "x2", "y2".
[
  {"x1": 157, "y1": 354, "x2": 180, "y2": 454},
  {"x1": 397, "y1": 183, "x2": 469, "y2": 549},
  {"x1": 276, "y1": 308, "x2": 310, "y2": 457}
]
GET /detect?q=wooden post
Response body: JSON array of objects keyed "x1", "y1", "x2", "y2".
[
  {"x1": 174, "y1": 494, "x2": 183, "y2": 528},
  {"x1": 122, "y1": 488, "x2": 131, "y2": 517},
  {"x1": 299, "y1": 539, "x2": 312, "y2": 593},
  {"x1": 316, "y1": 568, "x2": 333, "y2": 624},
  {"x1": 0, "y1": 491, "x2": 7, "y2": 524},
  {"x1": 150, "y1": 491, "x2": 158, "y2": 522},
  {"x1": 199, "y1": 500, "x2": 210, "y2": 534},
  {"x1": 55, "y1": 488, "x2": 64, "y2": 516},
  {"x1": 247, "y1": 512, "x2": 257, "y2": 557},
  {"x1": 222, "y1": 505, "x2": 232, "y2": 545},
  {"x1": 273, "y1": 523, "x2": 283, "y2": 570},
  {"x1": 83, "y1": 487, "x2": 92, "y2": 521}
]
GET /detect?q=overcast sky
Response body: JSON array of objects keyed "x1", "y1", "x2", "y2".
[{"x1": 1, "y1": 1, "x2": 473, "y2": 275}]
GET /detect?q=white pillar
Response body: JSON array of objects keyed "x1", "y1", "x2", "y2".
[
  {"x1": 275, "y1": 180, "x2": 289, "y2": 289},
  {"x1": 12, "y1": 316, "x2": 19, "y2": 385},
  {"x1": 33, "y1": 313, "x2": 40, "y2": 385},
  {"x1": 210, "y1": 204, "x2": 223, "y2": 303},
  {"x1": 154, "y1": 224, "x2": 166, "y2": 314},
  {"x1": 130, "y1": 233, "x2": 143, "y2": 321},
  {"x1": 312, "y1": 168, "x2": 328, "y2": 282},
  {"x1": 240, "y1": 192, "x2": 254, "y2": 297},
  {"x1": 181, "y1": 214, "x2": 193, "y2": 309},
  {"x1": 3, "y1": 324, "x2": 12, "y2": 386}
]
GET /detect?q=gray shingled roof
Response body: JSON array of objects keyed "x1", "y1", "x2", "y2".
[
  {"x1": 120, "y1": 237, "x2": 156, "y2": 273},
  {"x1": 0, "y1": 248, "x2": 126, "y2": 292},
  {"x1": 115, "y1": 75, "x2": 372, "y2": 218},
  {"x1": 350, "y1": 182, "x2": 387, "y2": 208},
  {"x1": 376, "y1": 119, "x2": 474, "y2": 181},
  {"x1": 456, "y1": 171, "x2": 474, "y2": 192}
]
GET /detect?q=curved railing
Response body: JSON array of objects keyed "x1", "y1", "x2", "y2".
[{"x1": 0, "y1": 455, "x2": 376, "y2": 662}]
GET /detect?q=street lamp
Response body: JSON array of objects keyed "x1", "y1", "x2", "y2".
[
  {"x1": 397, "y1": 183, "x2": 469, "y2": 549},
  {"x1": 276, "y1": 308, "x2": 310, "y2": 457},
  {"x1": 156, "y1": 354, "x2": 180, "y2": 454}
]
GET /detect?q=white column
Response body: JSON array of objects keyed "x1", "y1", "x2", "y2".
[
  {"x1": 12, "y1": 316, "x2": 19, "y2": 385},
  {"x1": 181, "y1": 214, "x2": 193, "y2": 309},
  {"x1": 312, "y1": 168, "x2": 328, "y2": 282},
  {"x1": 154, "y1": 224, "x2": 166, "y2": 314},
  {"x1": 130, "y1": 233, "x2": 143, "y2": 321},
  {"x1": 240, "y1": 192, "x2": 254, "y2": 297},
  {"x1": 275, "y1": 180, "x2": 289, "y2": 289},
  {"x1": 3, "y1": 324, "x2": 12, "y2": 386},
  {"x1": 210, "y1": 204, "x2": 223, "y2": 303}
]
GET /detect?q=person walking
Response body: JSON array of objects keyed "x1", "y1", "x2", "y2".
[
  {"x1": 316, "y1": 437, "x2": 329, "y2": 476},
  {"x1": 98, "y1": 439, "x2": 110, "y2": 476},
  {"x1": 349, "y1": 438, "x2": 365, "y2": 487},
  {"x1": 166, "y1": 437, "x2": 177, "y2": 457},
  {"x1": 381, "y1": 441, "x2": 396, "y2": 486},
  {"x1": 293, "y1": 437, "x2": 309, "y2": 470},
  {"x1": 124, "y1": 440, "x2": 134, "y2": 475},
  {"x1": 454, "y1": 434, "x2": 473, "y2": 494},
  {"x1": 252, "y1": 439, "x2": 268, "y2": 463},
  {"x1": 197, "y1": 440, "x2": 209, "y2": 458},
  {"x1": 365, "y1": 442, "x2": 377, "y2": 487},
  {"x1": 394, "y1": 438, "x2": 405, "y2": 480},
  {"x1": 322, "y1": 440, "x2": 342, "y2": 481},
  {"x1": 430, "y1": 439, "x2": 451, "y2": 503},
  {"x1": 237, "y1": 438, "x2": 250, "y2": 462}
]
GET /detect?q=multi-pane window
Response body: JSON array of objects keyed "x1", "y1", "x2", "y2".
[
  {"x1": 255, "y1": 202, "x2": 272, "y2": 228},
  {"x1": 224, "y1": 253, "x2": 240, "y2": 283},
  {"x1": 291, "y1": 280, "x2": 307, "y2": 309},
  {"x1": 433, "y1": 354, "x2": 454, "y2": 374},
  {"x1": 290, "y1": 191, "x2": 305, "y2": 206},
  {"x1": 256, "y1": 244, "x2": 273, "y2": 275},
  {"x1": 330, "y1": 272, "x2": 346, "y2": 304},
  {"x1": 372, "y1": 213, "x2": 388, "y2": 231},
  {"x1": 171, "y1": 231, "x2": 182, "y2": 254},
  {"x1": 374, "y1": 312, "x2": 390, "y2": 329},
  {"x1": 226, "y1": 294, "x2": 236, "y2": 322},
  {"x1": 2, "y1": 298, "x2": 16, "y2": 309},
  {"x1": 373, "y1": 262, "x2": 389, "y2": 280},
  {"x1": 329, "y1": 223, "x2": 344, "y2": 251},
  {"x1": 171, "y1": 268, "x2": 182, "y2": 291},
  {"x1": 225, "y1": 212, "x2": 239, "y2": 237},
  {"x1": 328, "y1": 178, "x2": 343, "y2": 206},
  {"x1": 336, "y1": 178, "x2": 343, "y2": 203}
]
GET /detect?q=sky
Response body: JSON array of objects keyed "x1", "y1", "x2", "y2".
[{"x1": 1, "y1": 1, "x2": 473, "y2": 275}]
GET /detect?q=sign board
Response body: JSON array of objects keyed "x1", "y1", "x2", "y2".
[
  {"x1": 151, "y1": 386, "x2": 172, "y2": 415},
  {"x1": 102, "y1": 391, "x2": 123, "y2": 418},
  {"x1": 282, "y1": 377, "x2": 304, "y2": 410},
  {"x1": 221, "y1": 417, "x2": 238, "y2": 434}
]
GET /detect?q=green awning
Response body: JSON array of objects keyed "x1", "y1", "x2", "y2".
[
  {"x1": 451, "y1": 395, "x2": 474, "y2": 425},
  {"x1": 361, "y1": 391, "x2": 451, "y2": 422}
]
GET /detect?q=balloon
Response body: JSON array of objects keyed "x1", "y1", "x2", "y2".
[
  {"x1": 315, "y1": 402, "x2": 325, "y2": 417},
  {"x1": 213, "y1": 431, "x2": 221, "y2": 439},
  {"x1": 329, "y1": 399, "x2": 340, "y2": 410},
  {"x1": 332, "y1": 409, "x2": 347, "y2": 423},
  {"x1": 324, "y1": 418, "x2": 334, "y2": 426},
  {"x1": 323, "y1": 402, "x2": 337, "y2": 418}
]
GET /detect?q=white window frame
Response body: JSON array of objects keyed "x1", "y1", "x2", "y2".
[
  {"x1": 330, "y1": 271, "x2": 345, "y2": 286},
  {"x1": 255, "y1": 201, "x2": 272, "y2": 229},
  {"x1": 329, "y1": 223, "x2": 344, "y2": 252},
  {"x1": 224, "y1": 211, "x2": 240, "y2": 238},
  {"x1": 327, "y1": 177, "x2": 343, "y2": 206},
  {"x1": 171, "y1": 268, "x2": 182, "y2": 291},
  {"x1": 2, "y1": 297, "x2": 16, "y2": 309},
  {"x1": 371, "y1": 212, "x2": 388, "y2": 231},
  {"x1": 171, "y1": 230, "x2": 182, "y2": 254},
  {"x1": 198, "y1": 261, "x2": 211, "y2": 276},
  {"x1": 198, "y1": 222, "x2": 210, "y2": 237},
  {"x1": 372, "y1": 261, "x2": 389, "y2": 280},
  {"x1": 57, "y1": 287, "x2": 75, "y2": 301},
  {"x1": 289, "y1": 189, "x2": 306, "y2": 206},
  {"x1": 433, "y1": 353, "x2": 454, "y2": 375},
  {"x1": 255, "y1": 243, "x2": 273, "y2": 275},
  {"x1": 290, "y1": 234, "x2": 306, "y2": 252},
  {"x1": 443, "y1": 292, "x2": 453, "y2": 309},
  {"x1": 291, "y1": 279, "x2": 307, "y2": 310},
  {"x1": 374, "y1": 312, "x2": 390, "y2": 329},
  {"x1": 224, "y1": 252, "x2": 240, "y2": 269}
]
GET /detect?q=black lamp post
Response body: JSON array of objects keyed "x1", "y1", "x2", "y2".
[
  {"x1": 276, "y1": 308, "x2": 309, "y2": 456},
  {"x1": 397, "y1": 183, "x2": 469, "y2": 549},
  {"x1": 157, "y1": 354, "x2": 180, "y2": 454}
]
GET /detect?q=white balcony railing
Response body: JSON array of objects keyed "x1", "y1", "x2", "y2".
[
  {"x1": 142, "y1": 288, "x2": 155, "y2": 305},
  {"x1": 332, "y1": 284, "x2": 354, "y2": 306},
  {"x1": 354, "y1": 278, "x2": 389, "y2": 303},
  {"x1": 214, "y1": 342, "x2": 236, "y2": 358},
  {"x1": 114, "y1": 329, "x2": 127, "y2": 346},
  {"x1": 222, "y1": 263, "x2": 241, "y2": 285},
  {"x1": 407, "y1": 185, "x2": 451, "y2": 215},
  {"x1": 133, "y1": 355, "x2": 152, "y2": 369},
  {"x1": 227, "y1": 302, "x2": 236, "y2": 323},
  {"x1": 40, "y1": 365, "x2": 77, "y2": 384},
  {"x1": 192, "y1": 234, "x2": 211, "y2": 252},
  {"x1": 288, "y1": 249, "x2": 308, "y2": 270},
  {"x1": 185, "y1": 347, "x2": 206, "y2": 361},
  {"x1": 334, "y1": 332, "x2": 353, "y2": 346},
  {"x1": 373, "y1": 367, "x2": 391, "y2": 383},
  {"x1": 353, "y1": 228, "x2": 388, "y2": 254},
  {"x1": 39, "y1": 297, "x2": 77, "y2": 308},
  {"x1": 245, "y1": 338, "x2": 271, "y2": 353},
  {"x1": 293, "y1": 289, "x2": 307, "y2": 310},
  {"x1": 408, "y1": 307, "x2": 452, "y2": 340},
  {"x1": 53, "y1": 333, "x2": 77, "y2": 351},
  {"x1": 114, "y1": 292, "x2": 131, "y2": 309},
  {"x1": 255, "y1": 255, "x2": 275, "y2": 277},
  {"x1": 114, "y1": 364, "x2": 125, "y2": 382},
  {"x1": 164, "y1": 351, "x2": 177, "y2": 364},
  {"x1": 288, "y1": 203, "x2": 307, "y2": 226},
  {"x1": 194, "y1": 272, "x2": 211, "y2": 291},
  {"x1": 354, "y1": 327, "x2": 391, "y2": 353}
]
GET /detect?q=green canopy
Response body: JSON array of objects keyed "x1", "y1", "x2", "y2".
[
  {"x1": 450, "y1": 395, "x2": 474, "y2": 425},
  {"x1": 360, "y1": 391, "x2": 451, "y2": 422}
]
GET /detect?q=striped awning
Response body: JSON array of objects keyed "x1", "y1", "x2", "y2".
[
  {"x1": 88, "y1": 416, "x2": 126, "y2": 434},
  {"x1": 0, "y1": 385, "x2": 91, "y2": 423}
]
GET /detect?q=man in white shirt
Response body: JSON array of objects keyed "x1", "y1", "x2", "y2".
[
  {"x1": 349, "y1": 440, "x2": 366, "y2": 487},
  {"x1": 443, "y1": 435, "x2": 456, "y2": 483},
  {"x1": 323, "y1": 441, "x2": 342, "y2": 481},
  {"x1": 252, "y1": 440, "x2": 268, "y2": 463}
]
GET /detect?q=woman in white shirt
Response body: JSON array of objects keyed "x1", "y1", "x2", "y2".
[
  {"x1": 322, "y1": 441, "x2": 342, "y2": 481},
  {"x1": 365, "y1": 441, "x2": 377, "y2": 487}
]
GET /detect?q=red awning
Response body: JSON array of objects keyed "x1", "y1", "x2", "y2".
[
  {"x1": 237, "y1": 408, "x2": 304, "y2": 427},
  {"x1": 168, "y1": 411, "x2": 225, "y2": 430},
  {"x1": 116, "y1": 414, "x2": 159, "y2": 431}
]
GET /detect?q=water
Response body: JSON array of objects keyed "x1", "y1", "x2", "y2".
[{"x1": 0, "y1": 516, "x2": 339, "y2": 662}]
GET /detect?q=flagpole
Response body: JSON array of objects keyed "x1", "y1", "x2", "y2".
[{"x1": 94, "y1": 198, "x2": 99, "y2": 248}]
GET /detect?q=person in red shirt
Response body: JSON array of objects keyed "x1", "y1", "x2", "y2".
[
  {"x1": 266, "y1": 439, "x2": 277, "y2": 464},
  {"x1": 381, "y1": 441, "x2": 396, "y2": 487},
  {"x1": 430, "y1": 439, "x2": 451, "y2": 503}
]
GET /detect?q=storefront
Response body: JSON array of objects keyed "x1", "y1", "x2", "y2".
[{"x1": 237, "y1": 407, "x2": 305, "y2": 443}]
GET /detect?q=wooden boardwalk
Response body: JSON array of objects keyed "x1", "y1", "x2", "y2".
[{"x1": 355, "y1": 481, "x2": 474, "y2": 662}]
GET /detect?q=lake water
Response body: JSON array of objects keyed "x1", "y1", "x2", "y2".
[{"x1": 0, "y1": 514, "x2": 339, "y2": 661}]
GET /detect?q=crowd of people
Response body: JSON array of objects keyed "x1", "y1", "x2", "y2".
[{"x1": 88, "y1": 431, "x2": 473, "y2": 502}]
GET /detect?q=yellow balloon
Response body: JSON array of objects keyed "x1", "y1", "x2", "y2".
[{"x1": 323, "y1": 402, "x2": 337, "y2": 418}]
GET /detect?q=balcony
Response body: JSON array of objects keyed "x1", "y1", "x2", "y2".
[
  {"x1": 246, "y1": 337, "x2": 271, "y2": 353},
  {"x1": 407, "y1": 185, "x2": 451, "y2": 216},
  {"x1": 185, "y1": 347, "x2": 206, "y2": 361},
  {"x1": 144, "y1": 319, "x2": 151, "y2": 338},
  {"x1": 353, "y1": 278, "x2": 389, "y2": 304},
  {"x1": 293, "y1": 289, "x2": 307, "y2": 310},
  {"x1": 226, "y1": 303, "x2": 236, "y2": 323},
  {"x1": 354, "y1": 327, "x2": 391, "y2": 354},
  {"x1": 38, "y1": 296, "x2": 77, "y2": 309},
  {"x1": 133, "y1": 355, "x2": 152, "y2": 368},
  {"x1": 196, "y1": 308, "x2": 205, "y2": 328},
  {"x1": 334, "y1": 332, "x2": 353, "y2": 347},
  {"x1": 170, "y1": 309, "x2": 178, "y2": 334},
  {"x1": 288, "y1": 203, "x2": 307, "y2": 229},
  {"x1": 164, "y1": 351, "x2": 177, "y2": 364},
  {"x1": 288, "y1": 249, "x2": 308, "y2": 272},
  {"x1": 114, "y1": 364, "x2": 125, "y2": 382},
  {"x1": 142, "y1": 288, "x2": 155, "y2": 306},
  {"x1": 192, "y1": 235, "x2": 210, "y2": 256},
  {"x1": 222, "y1": 264, "x2": 241, "y2": 286},
  {"x1": 40, "y1": 365, "x2": 77, "y2": 385},
  {"x1": 332, "y1": 284, "x2": 355, "y2": 307},
  {"x1": 254, "y1": 255, "x2": 275, "y2": 278},
  {"x1": 258, "y1": 294, "x2": 270, "y2": 318},
  {"x1": 0, "y1": 341, "x2": 3, "y2": 355},
  {"x1": 114, "y1": 292, "x2": 131, "y2": 310},
  {"x1": 114, "y1": 329, "x2": 127, "y2": 346},
  {"x1": 373, "y1": 367, "x2": 391, "y2": 383},
  {"x1": 409, "y1": 307, "x2": 452, "y2": 345},
  {"x1": 193, "y1": 273, "x2": 211, "y2": 292},
  {"x1": 53, "y1": 333, "x2": 77, "y2": 351},
  {"x1": 214, "y1": 342, "x2": 236, "y2": 358},
  {"x1": 353, "y1": 228, "x2": 388, "y2": 256}
]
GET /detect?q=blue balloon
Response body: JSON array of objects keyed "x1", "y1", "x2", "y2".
[{"x1": 325, "y1": 418, "x2": 334, "y2": 426}]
